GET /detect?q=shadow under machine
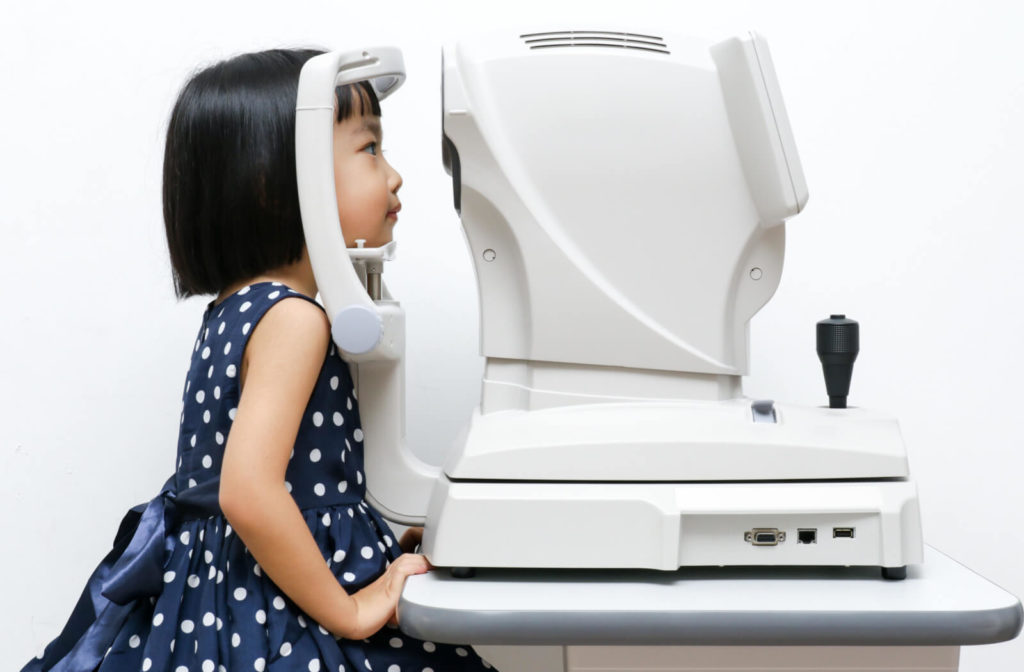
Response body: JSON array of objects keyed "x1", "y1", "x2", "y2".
[{"x1": 295, "y1": 30, "x2": 923, "y2": 580}]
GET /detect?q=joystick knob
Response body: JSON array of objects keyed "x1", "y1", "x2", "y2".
[{"x1": 817, "y1": 315, "x2": 859, "y2": 409}]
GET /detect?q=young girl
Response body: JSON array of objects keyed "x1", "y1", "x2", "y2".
[{"x1": 22, "y1": 48, "x2": 494, "y2": 672}]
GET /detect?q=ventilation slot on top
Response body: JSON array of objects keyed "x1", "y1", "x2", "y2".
[{"x1": 521, "y1": 30, "x2": 670, "y2": 55}]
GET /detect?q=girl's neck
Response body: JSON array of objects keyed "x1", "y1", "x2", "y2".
[{"x1": 214, "y1": 248, "x2": 318, "y2": 306}]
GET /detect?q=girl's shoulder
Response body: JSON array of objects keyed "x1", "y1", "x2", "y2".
[
  {"x1": 251, "y1": 291, "x2": 330, "y2": 351},
  {"x1": 207, "y1": 281, "x2": 322, "y2": 322},
  {"x1": 206, "y1": 282, "x2": 330, "y2": 371}
]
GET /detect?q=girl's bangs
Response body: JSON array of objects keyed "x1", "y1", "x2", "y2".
[{"x1": 336, "y1": 81, "x2": 381, "y2": 121}]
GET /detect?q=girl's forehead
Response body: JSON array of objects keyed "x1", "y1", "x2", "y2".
[
  {"x1": 348, "y1": 115, "x2": 383, "y2": 136},
  {"x1": 333, "y1": 112, "x2": 382, "y2": 145}
]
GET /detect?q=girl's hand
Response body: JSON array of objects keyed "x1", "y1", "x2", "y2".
[
  {"x1": 399, "y1": 526, "x2": 424, "y2": 554},
  {"x1": 346, "y1": 553, "x2": 429, "y2": 639}
]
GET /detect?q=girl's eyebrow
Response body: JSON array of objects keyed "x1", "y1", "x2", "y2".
[{"x1": 357, "y1": 118, "x2": 383, "y2": 140}]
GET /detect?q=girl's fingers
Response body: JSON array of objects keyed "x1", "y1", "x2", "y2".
[
  {"x1": 385, "y1": 554, "x2": 429, "y2": 593},
  {"x1": 395, "y1": 553, "x2": 429, "y2": 574}
]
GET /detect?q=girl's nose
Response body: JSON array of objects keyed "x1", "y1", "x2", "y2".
[{"x1": 387, "y1": 161, "x2": 403, "y2": 193}]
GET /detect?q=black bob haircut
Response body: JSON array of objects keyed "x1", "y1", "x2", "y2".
[{"x1": 163, "y1": 48, "x2": 382, "y2": 298}]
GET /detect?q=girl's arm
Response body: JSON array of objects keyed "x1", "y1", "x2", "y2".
[
  {"x1": 399, "y1": 526, "x2": 424, "y2": 554},
  {"x1": 219, "y1": 297, "x2": 427, "y2": 639}
]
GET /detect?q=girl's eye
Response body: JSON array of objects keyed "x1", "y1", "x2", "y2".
[{"x1": 362, "y1": 142, "x2": 378, "y2": 156}]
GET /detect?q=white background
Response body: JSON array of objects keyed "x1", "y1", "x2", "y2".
[{"x1": 2, "y1": 0, "x2": 1021, "y2": 668}]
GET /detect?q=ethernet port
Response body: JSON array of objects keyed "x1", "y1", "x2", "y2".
[{"x1": 797, "y1": 529, "x2": 817, "y2": 544}]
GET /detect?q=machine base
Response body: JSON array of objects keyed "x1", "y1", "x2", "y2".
[
  {"x1": 423, "y1": 478, "x2": 923, "y2": 575},
  {"x1": 450, "y1": 566, "x2": 909, "y2": 581}
]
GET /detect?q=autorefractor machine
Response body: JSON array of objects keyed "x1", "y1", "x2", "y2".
[{"x1": 295, "y1": 30, "x2": 923, "y2": 580}]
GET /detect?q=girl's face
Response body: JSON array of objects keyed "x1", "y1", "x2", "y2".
[{"x1": 332, "y1": 95, "x2": 403, "y2": 248}]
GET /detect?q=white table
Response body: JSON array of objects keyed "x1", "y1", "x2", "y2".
[{"x1": 398, "y1": 546, "x2": 1022, "y2": 672}]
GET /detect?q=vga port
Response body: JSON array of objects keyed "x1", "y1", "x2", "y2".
[{"x1": 744, "y1": 528, "x2": 786, "y2": 546}]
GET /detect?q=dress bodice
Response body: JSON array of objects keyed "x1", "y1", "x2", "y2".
[{"x1": 175, "y1": 282, "x2": 366, "y2": 511}]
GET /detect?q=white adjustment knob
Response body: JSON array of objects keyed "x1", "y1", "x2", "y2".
[{"x1": 331, "y1": 305, "x2": 382, "y2": 354}]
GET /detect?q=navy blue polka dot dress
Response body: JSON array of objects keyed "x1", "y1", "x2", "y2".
[{"x1": 23, "y1": 282, "x2": 495, "y2": 672}]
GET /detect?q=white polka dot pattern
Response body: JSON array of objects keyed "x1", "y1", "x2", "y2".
[{"x1": 64, "y1": 283, "x2": 491, "y2": 672}]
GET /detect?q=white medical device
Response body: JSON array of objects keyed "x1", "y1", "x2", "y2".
[{"x1": 296, "y1": 31, "x2": 923, "y2": 580}]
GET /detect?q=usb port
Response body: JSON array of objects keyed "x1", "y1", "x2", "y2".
[{"x1": 833, "y1": 527, "x2": 855, "y2": 539}]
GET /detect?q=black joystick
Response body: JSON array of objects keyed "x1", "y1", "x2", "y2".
[{"x1": 817, "y1": 315, "x2": 859, "y2": 409}]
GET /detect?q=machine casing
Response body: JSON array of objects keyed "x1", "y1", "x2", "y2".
[{"x1": 421, "y1": 29, "x2": 922, "y2": 574}]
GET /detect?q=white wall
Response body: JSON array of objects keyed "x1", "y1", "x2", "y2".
[{"x1": 2, "y1": 1, "x2": 1020, "y2": 668}]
